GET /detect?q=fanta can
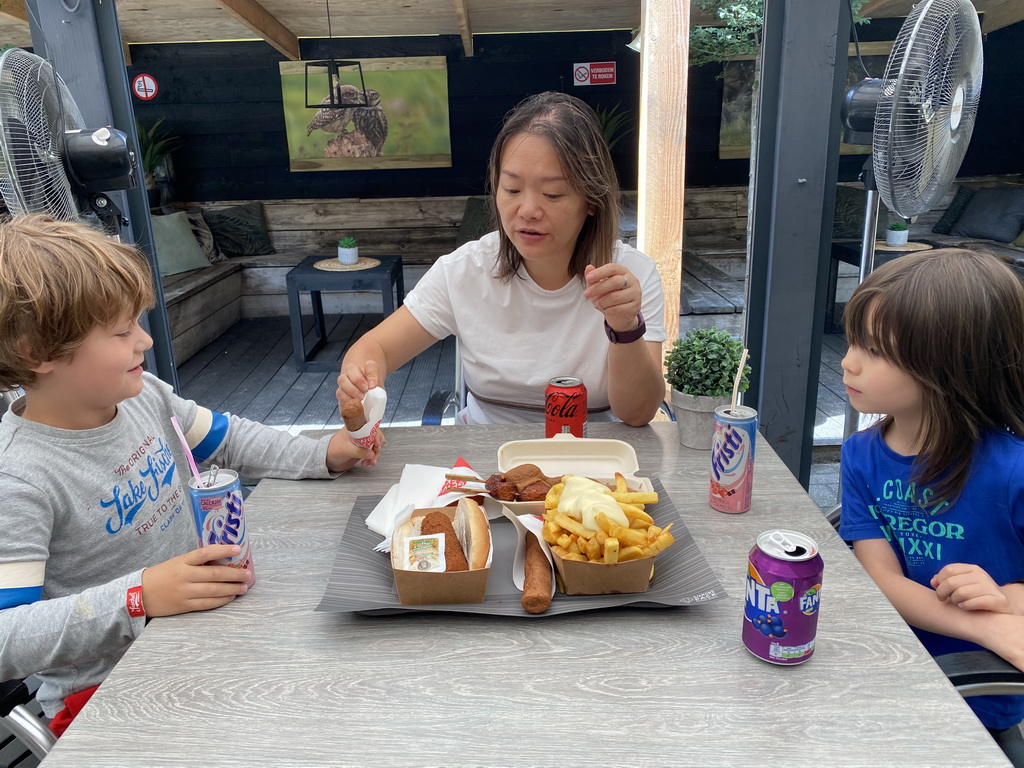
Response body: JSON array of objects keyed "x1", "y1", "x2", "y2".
[{"x1": 742, "y1": 530, "x2": 823, "y2": 665}]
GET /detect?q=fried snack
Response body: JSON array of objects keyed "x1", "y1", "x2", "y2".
[
  {"x1": 341, "y1": 398, "x2": 367, "y2": 432},
  {"x1": 521, "y1": 533, "x2": 553, "y2": 614},
  {"x1": 540, "y1": 477, "x2": 675, "y2": 564},
  {"x1": 484, "y1": 464, "x2": 560, "y2": 502},
  {"x1": 420, "y1": 511, "x2": 468, "y2": 572}
]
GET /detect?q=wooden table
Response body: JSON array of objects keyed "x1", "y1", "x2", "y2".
[
  {"x1": 286, "y1": 253, "x2": 404, "y2": 372},
  {"x1": 44, "y1": 424, "x2": 1010, "y2": 767}
]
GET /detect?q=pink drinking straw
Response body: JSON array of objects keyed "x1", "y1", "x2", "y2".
[{"x1": 170, "y1": 416, "x2": 206, "y2": 488}]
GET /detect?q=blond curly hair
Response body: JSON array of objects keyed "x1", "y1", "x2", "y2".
[{"x1": 0, "y1": 215, "x2": 155, "y2": 390}]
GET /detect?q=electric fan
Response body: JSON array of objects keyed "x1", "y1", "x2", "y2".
[
  {"x1": 839, "y1": 0, "x2": 983, "y2": 438},
  {"x1": 842, "y1": 0, "x2": 983, "y2": 229},
  {"x1": 0, "y1": 48, "x2": 136, "y2": 232}
]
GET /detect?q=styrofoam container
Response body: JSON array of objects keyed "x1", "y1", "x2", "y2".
[{"x1": 495, "y1": 434, "x2": 654, "y2": 516}]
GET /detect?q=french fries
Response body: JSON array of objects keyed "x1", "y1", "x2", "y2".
[{"x1": 540, "y1": 473, "x2": 675, "y2": 564}]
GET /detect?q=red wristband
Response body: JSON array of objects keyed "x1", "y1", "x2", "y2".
[{"x1": 126, "y1": 585, "x2": 146, "y2": 618}]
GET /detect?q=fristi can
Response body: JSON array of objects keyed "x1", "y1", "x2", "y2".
[
  {"x1": 187, "y1": 469, "x2": 255, "y2": 580},
  {"x1": 743, "y1": 530, "x2": 823, "y2": 665},
  {"x1": 709, "y1": 404, "x2": 757, "y2": 513},
  {"x1": 545, "y1": 376, "x2": 587, "y2": 438}
]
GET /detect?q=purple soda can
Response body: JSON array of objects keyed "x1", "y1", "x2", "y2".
[
  {"x1": 743, "y1": 530, "x2": 823, "y2": 665},
  {"x1": 710, "y1": 405, "x2": 757, "y2": 513},
  {"x1": 188, "y1": 468, "x2": 255, "y2": 580}
]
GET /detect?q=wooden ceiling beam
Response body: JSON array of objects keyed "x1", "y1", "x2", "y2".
[
  {"x1": 0, "y1": 0, "x2": 27, "y2": 24},
  {"x1": 214, "y1": 0, "x2": 300, "y2": 60},
  {"x1": 452, "y1": 0, "x2": 473, "y2": 57},
  {"x1": 980, "y1": 1, "x2": 1024, "y2": 33}
]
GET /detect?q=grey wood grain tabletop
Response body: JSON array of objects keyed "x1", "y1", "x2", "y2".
[{"x1": 43, "y1": 423, "x2": 1011, "y2": 767}]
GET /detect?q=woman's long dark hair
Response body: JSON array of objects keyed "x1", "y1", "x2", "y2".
[
  {"x1": 486, "y1": 91, "x2": 620, "y2": 283},
  {"x1": 844, "y1": 248, "x2": 1024, "y2": 504}
]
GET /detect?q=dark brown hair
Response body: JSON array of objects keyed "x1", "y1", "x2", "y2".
[
  {"x1": 486, "y1": 91, "x2": 620, "y2": 282},
  {"x1": 0, "y1": 214, "x2": 155, "y2": 390},
  {"x1": 844, "y1": 248, "x2": 1024, "y2": 503}
]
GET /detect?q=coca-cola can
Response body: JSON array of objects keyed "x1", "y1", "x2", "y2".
[
  {"x1": 710, "y1": 405, "x2": 757, "y2": 513},
  {"x1": 545, "y1": 376, "x2": 587, "y2": 438}
]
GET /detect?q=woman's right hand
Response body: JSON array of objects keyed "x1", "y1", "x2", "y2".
[{"x1": 141, "y1": 545, "x2": 253, "y2": 617}]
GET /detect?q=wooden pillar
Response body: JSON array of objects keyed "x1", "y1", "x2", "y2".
[{"x1": 635, "y1": 0, "x2": 688, "y2": 354}]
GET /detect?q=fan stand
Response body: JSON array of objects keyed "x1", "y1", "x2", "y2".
[
  {"x1": 843, "y1": 157, "x2": 882, "y2": 441},
  {"x1": 86, "y1": 192, "x2": 126, "y2": 237}
]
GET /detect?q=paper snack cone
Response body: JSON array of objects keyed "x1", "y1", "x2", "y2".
[{"x1": 349, "y1": 387, "x2": 387, "y2": 449}]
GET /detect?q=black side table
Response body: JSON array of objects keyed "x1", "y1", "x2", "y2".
[
  {"x1": 286, "y1": 254, "x2": 404, "y2": 372},
  {"x1": 826, "y1": 240, "x2": 920, "y2": 333}
]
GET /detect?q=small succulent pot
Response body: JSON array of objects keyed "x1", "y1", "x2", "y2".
[
  {"x1": 885, "y1": 223, "x2": 909, "y2": 247},
  {"x1": 337, "y1": 237, "x2": 359, "y2": 265}
]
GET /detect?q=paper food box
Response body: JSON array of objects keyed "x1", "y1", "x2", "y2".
[
  {"x1": 497, "y1": 435, "x2": 660, "y2": 596},
  {"x1": 389, "y1": 500, "x2": 492, "y2": 606}
]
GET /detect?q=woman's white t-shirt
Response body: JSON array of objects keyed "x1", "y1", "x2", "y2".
[{"x1": 403, "y1": 231, "x2": 667, "y2": 424}]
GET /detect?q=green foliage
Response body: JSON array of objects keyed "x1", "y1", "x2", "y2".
[
  {"x1": 887, "y1": 220, "x2": 909, "y2": 231},
  {"x1": 594, "y1": 102, "x2": 633, "y2": 151},
  {"x1": 690, "y1": 0, "x2": 870, "y2": 68},
  {"x1": 664, "y1": 327, "x2": 751, "y2": 397},
  {"x1": 134, "y1": 118, "x2": 180, "y2": 175},
  {"x1": 338, "y1": 236, "x2": 358, "y2": 248}
]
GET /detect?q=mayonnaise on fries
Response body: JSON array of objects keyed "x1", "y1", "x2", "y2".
[{"x1": 556, "y1": 475, "x2": 629, "y2": 530}]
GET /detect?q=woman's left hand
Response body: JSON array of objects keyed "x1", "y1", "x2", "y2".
[{"x1": 583, "y1": 264, "x2": 641, "y2": 332}]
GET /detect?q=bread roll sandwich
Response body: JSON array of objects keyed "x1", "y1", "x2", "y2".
[{"x1": 392, "y1": 497, "x2": 490, "y2": 573}]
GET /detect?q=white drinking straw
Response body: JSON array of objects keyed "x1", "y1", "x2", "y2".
[
  {"x1": 730, "y1": 348, "x2": 749, "y2": 415},
  {"x1": 170, "y1": 416, "x2": 206, "y2": 488}
]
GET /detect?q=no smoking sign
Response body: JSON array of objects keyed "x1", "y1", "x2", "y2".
[
  {"x1": 573, "y1": 61, "x2": 616, "y2": 86},
  {"x1": 132, "y1": 73, "x2": 159, "y2": 101}
]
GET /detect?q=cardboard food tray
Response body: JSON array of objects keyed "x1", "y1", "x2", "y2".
[{"x1": 317, "y1": 478, "x2": 727, "y2": 617}]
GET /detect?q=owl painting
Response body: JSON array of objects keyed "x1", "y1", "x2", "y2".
[
  {"x1": 352, "y1": 89, "x2": 389, "y2": 156},
  {"x1": 306, "y1": 84, "x2": 362, "y2": 137}
]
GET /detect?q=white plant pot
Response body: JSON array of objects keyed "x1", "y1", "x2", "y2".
[
  {"x1": 885, "y1": 229, "x2": 909, "y2": 247},
  {"x1": 337, "y1": 246, "x2": 359, "y2": 265},
  {"x1": 670, "y1": 389, "x2": 730, "y2": 450}
]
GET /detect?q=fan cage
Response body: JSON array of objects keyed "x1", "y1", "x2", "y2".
[
  {"x1": 872, "y1": 0, "x2": 983, "y2": 220},
  {"x1": 0, "y1": 49, "x2": 84, "y2": 220}
]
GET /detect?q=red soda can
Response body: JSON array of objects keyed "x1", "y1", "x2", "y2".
[
  {"x1": 545, "y1": 376, "x2": 587, "y2": 438},
  {"x1": 743, "y1": 530, "x2": 824, "y2": 665},
  {"x1": 709, "y1": 405, "x2": 757, "y2": 513}
]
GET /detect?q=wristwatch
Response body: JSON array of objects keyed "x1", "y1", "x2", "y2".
[{"x1": 604, "y1": 312, "x2": 646, "y2": 344}]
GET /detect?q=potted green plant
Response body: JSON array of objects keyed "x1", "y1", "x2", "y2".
[
  {"x1": 664, "y1": 327, "x2": 751, "y2": 449},
  {"x1": 135, "y1": 118, "x2": 180, "y2": 205},
  {"x1": 886, "y1": 220, "x2": 910, "y2": 247},
  {"x1": 337, "y1": 236, "x2": 359, "y2": 265}
]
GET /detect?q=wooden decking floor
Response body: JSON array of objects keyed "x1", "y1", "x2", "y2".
[
  {"x1": 177, "y1": 313, "x2": 851, "y2": 444},
  {"x1": 177, "y1": 314, "x2": 456, "y2": 431}
]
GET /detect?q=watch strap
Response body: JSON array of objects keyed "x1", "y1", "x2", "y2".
[{"x1": 605, "y1": 312, "x2": 646, "y2": 344}]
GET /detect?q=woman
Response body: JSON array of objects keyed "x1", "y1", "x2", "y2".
[{"x1": 337, "y1": 91, "x2": 667, "y2": 426}]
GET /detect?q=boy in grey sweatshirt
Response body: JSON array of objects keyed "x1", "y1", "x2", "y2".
[{"x1": 0, "y1": 215, "x2": 381, "y2": 734}]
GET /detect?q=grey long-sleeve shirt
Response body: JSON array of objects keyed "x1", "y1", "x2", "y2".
[{"x1": 0, "y1": 373, "x2": 339, "y2": 717}]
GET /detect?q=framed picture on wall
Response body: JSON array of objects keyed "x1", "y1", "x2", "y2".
[
  {"x1": 718, "y1": 42, "x2": 894, "y2": 160},
  {"x1": 280, "y1": 56, "x2": 452, "y2": 171}
]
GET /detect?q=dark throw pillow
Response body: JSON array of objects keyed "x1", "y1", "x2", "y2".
[
  {"x1": 931, "y1": 186, "x2": 975, "y2": 235},
  {"x1": 950, "y1": 187, "x2": 1024, "y2": 243},
  {"x1": 201, "y1": 202, "x2": 276, "y2": 257},
  {"x1": 186, "y1": 209, "x2": 227, "y2": 264},
  {"x1": 832, "y1": 185, "x2": 870, "y2": 239},
  {"x1": 455, "y1": 197, "x2": 495, "y2": 247}
]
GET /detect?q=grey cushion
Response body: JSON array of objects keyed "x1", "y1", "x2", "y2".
[
  {"x1": 151, "y1": 212, "x2": 213, "y2": 276},
  {"x1": 932, "y1": 186, "x2": 975, "y2": 235},
  {"x1": 950, "y1": 187, "x2": 1024, "y2": 243},
  {"x1": 201, "y1": 202, "x2": 276, "y2": 257}
]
